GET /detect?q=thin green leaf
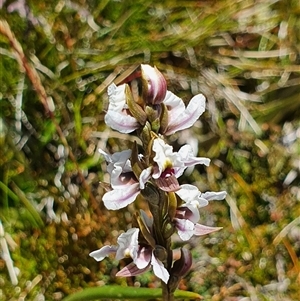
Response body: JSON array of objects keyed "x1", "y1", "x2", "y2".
[
  {"x1": 62, "y1": 286, "x2": 202, "y2": 301},
  {"x1": 4, "y1": 182, "x2": 44, "y2": 228}
]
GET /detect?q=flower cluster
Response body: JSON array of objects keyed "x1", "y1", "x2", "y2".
[{"x1": 90, "y1": 64, "x2": 226, "y2": 295}]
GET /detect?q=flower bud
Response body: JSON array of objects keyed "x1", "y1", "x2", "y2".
[
  {"x1": 145, "y1": 105, "x2": 161, "y2": 133},
  {"x1": 153, "y1": 245, "x2": 168, "y2": 262},
  {"x1": 141, "y1": 64, "x2": 167, "y2": 105},
  {"x1": 162, "y1": 219, "x2": 175, "y2": 239}
]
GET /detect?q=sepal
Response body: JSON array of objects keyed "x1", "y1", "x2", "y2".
[
  {"x1": 125, "y1": 84, "x2": 147, "y2": 126},
  {"x1": 167, "y1": 192, "x2": 178, "y2": 220},
  {"x1": 171, "y1": 248, "x2": 192, "y2": 277},
  {"x1": 136, "y1": 211, "x2": 156, "y2": 248},
  {"x1": 159, "y1": 102, "x2": 169, "y2": 134},
  {"x1": 168, "y1": 248, "x2": 193, "y2": 293}
]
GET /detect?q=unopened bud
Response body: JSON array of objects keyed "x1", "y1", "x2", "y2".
[
  {"x1": 140, "y1": 122, "x2": 152, "y2": 149},
  {"x1": 145, "y1": 105, "x2": 161, "y2": 132},
  {"x1": 163, "y1": 219, "x2": 175, "y2": 239},
  {"x1": 153, "y1": 245, "x2": 168, "y2": 262},
  {"x1": 141, "y1": 64, "x2": 167, "y2": 105}
]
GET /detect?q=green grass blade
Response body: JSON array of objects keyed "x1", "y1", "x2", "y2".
[
  {"x1": 62, "y1": 286, "x2": 202, "y2": 301},
  {"x1": 0, "y1": 181, "x2": 44, "y2": 228}
]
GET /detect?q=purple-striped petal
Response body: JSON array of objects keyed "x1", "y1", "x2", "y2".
[
  {"x1": 194, "y1": 223, "x2": 223, "y2": 236},
  {"x1": 116, "y1": 262, "x2": 151, "y2": 277},
  {"x1": 102, "y1": 182, "x2": 140, "y2": 210},
  {"x1": 105, "y1": 110, "x2": 139, "y2": 133}
]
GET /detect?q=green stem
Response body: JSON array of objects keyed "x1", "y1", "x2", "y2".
[
  {"x1": 162, "y1": 282, "x2": 175, "y2": 301},
  {"x1": 149, "y1": 188, "x2": 175, "y2": 300}
]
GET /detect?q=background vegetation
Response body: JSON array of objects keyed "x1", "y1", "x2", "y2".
[{"x1": 0, "y1": 0, "x2": 299, "y2": 300}]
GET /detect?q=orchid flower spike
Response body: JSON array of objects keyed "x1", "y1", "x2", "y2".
[{"x1": 92, "y1": 63, "x2": 227, "y2": 295}]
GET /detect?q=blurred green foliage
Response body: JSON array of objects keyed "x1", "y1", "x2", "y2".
[{"x1": 0, "y1": 0, "x2": 299, "y2": 300}]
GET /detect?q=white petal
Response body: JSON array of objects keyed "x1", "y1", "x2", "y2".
[
  {"x1": 196, "y1": 197, "x2": 210, "y2": 208},
  {"x1": 102, "y1": 183, "x2": 140, "y2": 210},
  {"x1": 101, "y1": 149, "x2": 132, "y2": 175},
  {"x1": 105, "y1": 110, "x2": 139, "y2": 133},
  {"x1": 175, "y1": 218, "x2": 195, "y2": 241},
  {"x1": 98, "y1": 149, "x2": 112, "y2": 163},
  {"x1": 151, "y1": 253, "x2": 170, "y2": 284},
  {"x1": 165, "y1": 94, "x2": 206, "y2": 135},
  {"x1": 139, "y1": 167, "x2": 152, "y2": 189},
  {"x1": 106, "y1": 150, "x2": 133, "y2": 187},
  {"x1": 135, "y1": 246, "x2": 152, "y2": 269},
  {"x1": 178, "y1": 204, "x2": 200, "y2": 223},
  {"x1": 89, "y1": 245, "x2": 118, "y2": 261},
  {"x1": 163, "y1": 91, "x2": 185, "y2": 121},
  {"x1": 174, "y1": 145, "x2": 210, "y2": 178},
  {"x1": 178, "y1": 145, "x2": 210, "y2": 167},
  {"x1": 175, "y1": 184, "x2": 204, "y2": 204},
  {"x1": 109, "y1": 165, "x2": 125, "y2": 186},
  {"x1": 116, "y1": 228, "x2": 139, "y2": 260},
  {"x1": 110, "y1": 150, "x2": 132, "y2": 171},
  {"x1": 107, "y1": 83, "x2": 126, "y2": 112},
  {"x1": 152, "y1": 138, "x2": 183, "y2": 178}
]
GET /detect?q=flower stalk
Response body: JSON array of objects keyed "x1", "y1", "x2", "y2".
[{"x1": 90, "y1": 64, "x2": 227, "y2": 298}]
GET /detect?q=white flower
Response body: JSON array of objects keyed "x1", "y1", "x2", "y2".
[
  {"x1": 89, "y1": 228, "x2": 139, "y2": 262},
  {"x1": 116, "y1": 211, "x2": 169, "y2": 284},
  {"x1": 90, "y1": 215, "x2": 170, "y2": 284},
  {"x1": 175, "y1": 184, "x2": 227, "y2": 206},
  {"x1": 150, "y1": 138, "x2": 210, "y2": 191},
  {"x1": 174, "y1": 204, "x2": 223, "y2": 241},
  {"x1": 174, "y1": 184, "x2": 227, "y2": 241},
  {"x1": 100, "y1": 149, "x2": 141, "y2": 210}
]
